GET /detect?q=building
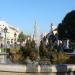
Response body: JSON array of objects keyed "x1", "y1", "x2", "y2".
[{"x1": 0, "y1": 21, "x2": 20, "y2": 48}]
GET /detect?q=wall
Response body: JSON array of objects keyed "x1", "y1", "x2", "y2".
[{"x1": 0, "y1": 64, "x2": 74, "y2": 75}]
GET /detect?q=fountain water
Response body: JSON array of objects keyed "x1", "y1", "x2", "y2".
[{"x1": 33, "y1": 20, "x2": 41, "y2": 60}]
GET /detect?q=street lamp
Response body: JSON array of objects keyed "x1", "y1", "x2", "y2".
[
  {"x1": 51, "y1": 23, "x2": 53, "y2": 32},
  {"x1": 14, "y1": 32, "x2": 17, "y2": 47},
  {"x1": 4, "y1": 27, "x2": 8, "y2": 52}
]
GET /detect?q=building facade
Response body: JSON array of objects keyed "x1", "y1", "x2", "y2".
[{"x1": 0, "y1": 21, "x2": 20, "y2": 48}]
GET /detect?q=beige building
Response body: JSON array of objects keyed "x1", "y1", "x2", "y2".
[{"x1": 0, "y1": 21, "x2": 20, "y2": 48}]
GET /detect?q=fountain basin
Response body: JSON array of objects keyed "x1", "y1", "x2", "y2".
[{"x1": 0, "y1": 64, "x2": 74, "y2": 73}]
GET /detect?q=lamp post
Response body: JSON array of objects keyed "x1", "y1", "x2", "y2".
[
  {"x1": 4, "y1": 27, "x2": 8, "y2": 52},
  {"x1": 51, "y1": 23, "x2": 53, "y2": 32},
  {"x1": 14, "y1": 32, "x2": 17, "y2": 48}
]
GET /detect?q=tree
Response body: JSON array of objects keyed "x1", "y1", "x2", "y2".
[
  {"x1": 39, "y1": 40, "x2": 48, "y2": 58},
  {"x1": 27, "y1": 40, "x2": 38, "y2": 61},
  {"x1": 58, "y1": 10, "x2": 75, "y2": 40},
  {"x1": 18, "y1": 32, "x2": 27, "y2": 43},
  {"x1": 39, "y1": 33, "x2": 69, "y2": 64},
  {"x1": 20, "y1": 39, "x2": 38, "y2": 62}
]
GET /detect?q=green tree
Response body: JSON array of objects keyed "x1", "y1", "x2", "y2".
[
  {"x1": 18, "y1": 32, "x2": 26, "y2": 43},
  {"x1": 39, "y1": 40, "x2": 48, "y2": 59},
  {"x1": 27, "y1": 39, "x2": 38, "y2": 61},
  {"x1": 39, "y1": 33, "x2": 69, "y2": 64},
  {"x1": 20, "y1": 39, "x2": 38, "y2": 62},
  {"x1": 58, "y1": 10, "x2": 75, "y2": 40}
]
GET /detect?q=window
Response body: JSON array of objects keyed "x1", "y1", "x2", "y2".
[{"x1": 11, "y1": 39, "x2": 13, "y2": 43}]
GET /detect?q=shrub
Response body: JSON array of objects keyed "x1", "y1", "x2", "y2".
[{"x1": 9, "y1": 48, "x2": 22, "y2": 63}]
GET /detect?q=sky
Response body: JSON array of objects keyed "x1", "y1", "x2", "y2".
[{"x1": 0, "y1": 0, "x2": 75, "y2": 35}]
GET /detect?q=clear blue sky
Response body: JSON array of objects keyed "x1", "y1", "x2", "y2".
[{"x1": 0, "y1": 0, "x2": 75, "y2": 34}]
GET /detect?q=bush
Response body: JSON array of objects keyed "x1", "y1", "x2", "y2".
[
  {"x1": 56, "y1": 51, "x2": 69, "y2": 64},
  {"x1": 9, "y1": 48, "x2": 22, "y2": 63}
]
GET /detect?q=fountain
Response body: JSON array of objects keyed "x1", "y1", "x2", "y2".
[{"x1": 33, "y1": 20, "x2": 41, "y2": 61}]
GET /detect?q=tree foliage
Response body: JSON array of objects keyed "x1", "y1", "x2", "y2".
[
  {"x1": 39, "y1": 40, "x2": 48, "y2": 58},
  {"x1": 39, "y1": 33, "x2": 69, "y2": 64},
  {"x1": 58, "y1": 10, "x2": 75, "y2": 40},
  {"x1": 20, "y1": 39, "x2": 38, "y2": 62},
  {"x1": 18, "y1": 32, "x2": 27, "y2": 42}
]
